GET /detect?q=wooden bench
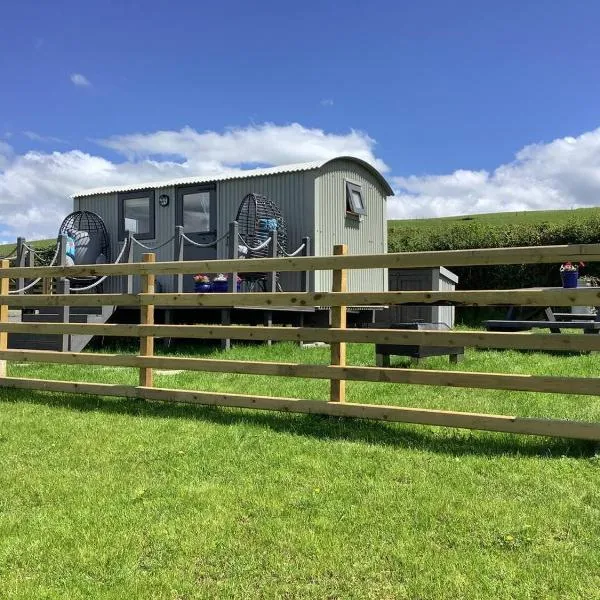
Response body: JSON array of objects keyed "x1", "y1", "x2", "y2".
[{"x1": 368, "y1": 322, "x2": 465, "y2": 366}]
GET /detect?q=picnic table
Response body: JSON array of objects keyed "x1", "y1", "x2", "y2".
[{"x1": 485, "y1": 307, "x2": 600, "y2": 334}]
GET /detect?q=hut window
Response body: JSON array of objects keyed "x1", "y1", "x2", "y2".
[
  {"x1": 346, "y1": 182, "x2": 365, "y2": 215},
  {"x1": 119, "y1": 191, "x2": 155, "y2": 240}
]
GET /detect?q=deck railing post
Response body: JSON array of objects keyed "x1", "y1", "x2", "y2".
[
  {"x1": 263, "y1": 229, "x2": 278, "y2": 346},
  {"x1": 125, "y1": 231, "x2": 135, "y2": 295},
  {"x1": 139, "y1": 253, "x2": 156, "y2": 388},
  {"x1": 301, "y1": 236, "x2": 310, "y2": 292},
  {"x1": 16, "y1": 237, "x2": 25, "y2": 295},
  {"x1": 56, "y1": 234, "x2": 70, "y2": 351},
  {"x1": 56, "y1": 277, "x2": 70, "y2": 352},
  {"x1": 330, "y1": 244, "x2": 348, "y2": 403},
  {"x1": 221, "y1": 221, "x2": 239, "y2": 351},
  {"x1": 0, "y1": 259, "x2": 9, "y2": 377},
  {"x1": 174, "y1": 226, "x2": 184, "y2": 294}
]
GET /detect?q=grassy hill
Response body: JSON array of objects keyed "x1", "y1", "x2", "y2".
[
  {"x1": 388, "y1": 207, "x2": 600, "y2": 238},
  {"x1": 0, "y1": 238, "x2": 54, "y2": 257}
]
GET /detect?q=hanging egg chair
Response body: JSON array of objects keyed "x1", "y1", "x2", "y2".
[
  {"x1": 58, "y1": 210, "x2": 111, "y2": 265},
  {"x1": 235, "y1": 193, "x2": 288, "y2": 288},
  {"x1": 58, "y1": 210, "x2": 111, "y2": 290}
]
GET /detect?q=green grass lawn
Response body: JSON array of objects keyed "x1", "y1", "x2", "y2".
[{"x1": 1, "y1": 342, "x2": 600, "y2": 599}]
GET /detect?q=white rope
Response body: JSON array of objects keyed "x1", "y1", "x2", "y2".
[
  {"x1": 278, "y1": 242, "x2": 306, "y2": 257},
  {"x1": 181, "y1": 231, "x2": 229, "y2": 248},
  {"x1": 9, "y1": 242, "x2": 61, "y2": 294},
  {"x1": 70, "y1": 240, "x2": 130, "y2": 292},
  {"x1": 130, "y1": 234, "x2": 176, "y2": 251},
  {"x1": 239, "y1": 234, "x2": 273, "y2": 252},
  {"x1": 21, "y1": 243, "x2": 45, "y2": 256}
]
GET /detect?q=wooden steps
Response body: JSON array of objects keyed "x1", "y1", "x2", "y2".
[{"x1": 8, "y1": 305, "x2": 115, "y2": 352}]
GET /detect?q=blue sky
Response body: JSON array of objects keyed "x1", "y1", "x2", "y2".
[{"x1": 1, "y1": 0, "x2": 600, "y2": 238}]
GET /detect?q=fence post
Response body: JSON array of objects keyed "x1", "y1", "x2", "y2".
[
  {"x1": 221, "y1": 221, "x2": 239, "y2": 351},
  {"x1": 0, "y1": 259, "x2": 9, "y2": 377},
  {"x1": 125, "y1": 231, "x2": 135, "y2": 295},
  {"x1": 330, "y1": 244, "x2": 348, "y2": 403},
  {"x1": 139, "y1": 253, "x2": 155, "y2": 388},
  {"x1": 174, "y1": 226, "x2": 184, "y2": 294},
  {"x1": 301, "y1": 236, "x2": 311, "y2": 292}
]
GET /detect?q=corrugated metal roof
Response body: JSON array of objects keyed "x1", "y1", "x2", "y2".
[
  {"x1": 72, "y1": 161, "x2": 323, "y2": 198},
  {"x1": 72, "y1": 156, "x2": 393, "y2": 198}
]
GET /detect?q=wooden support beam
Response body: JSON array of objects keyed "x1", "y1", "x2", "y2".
[
  {"x1": 139, "y1": 253, "x2": 155, "y2": 388},
  {"x1": 0, "y1": 260, "x2": 9, "y2": 377},
  {"x1": 330, "y1": 244, "x2": 347, "y2": 402}
]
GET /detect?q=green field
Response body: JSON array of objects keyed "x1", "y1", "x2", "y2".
[
  {"x1": 389, "y1": 206, "x2": 600, "y2": 234},
  {"x1": 1, "y1": 341, "x2": 599, "y2": 599},
  {"x1": 0, "y1": 238, "x2": 54, "y2": 257}
]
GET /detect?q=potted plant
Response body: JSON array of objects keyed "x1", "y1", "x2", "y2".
[
  {"x1": 212, "y1": 273, "x2": 229, "y2": 293},
  {"x1": 560, "y1": 261, "x2": 584, "y2": 288},
  {"x1": 193, "y1": 274, "x2": 211, "y2": 293},
  {"x1": 210, "y1": 274, "x2": 243, "y2": 293}
]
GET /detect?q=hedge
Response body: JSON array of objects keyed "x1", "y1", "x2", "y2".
[{"x1": 388, "y1": 214, "x2": 600, "y2": 290}]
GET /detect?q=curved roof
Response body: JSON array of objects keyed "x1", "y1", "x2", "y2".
[{"x1": 72, "y1": 156, "x2": 393, "y2": 198}]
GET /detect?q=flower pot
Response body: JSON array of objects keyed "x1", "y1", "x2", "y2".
[
  {"x1": 561, "y1": 271, "x2": 578, "y2": 288},
  {"x1": 212, "y1": 280, "x2": 228, "y2": 293},
  {"x1": 194, "y1": 282, "x2": 212, "y2": 293}
]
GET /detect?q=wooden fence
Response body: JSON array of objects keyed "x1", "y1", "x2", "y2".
[{"x1": 1, "y1": 242, "x2": 600, "y2": 440}]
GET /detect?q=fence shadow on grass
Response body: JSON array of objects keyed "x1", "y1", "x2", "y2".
[{"x1": 1, "y1": 387, "x2": 596, "y2": 458}]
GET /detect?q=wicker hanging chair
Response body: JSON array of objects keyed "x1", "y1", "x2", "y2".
[
  {"x1": 235, "y1": 193, "x2": 288, "y2": 288},
  {"x1": 59, "y1": 211, "x2": 111, "y2": 264},
  {"x1": 58, "y1": 211, "x2": 111, "y2": 289}
]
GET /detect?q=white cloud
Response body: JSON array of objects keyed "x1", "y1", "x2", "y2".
[
  {"x1": 99, "y1": 123, "x2": 388, "y2": 172},
  {"x1": 389, "y1": 128, "x2": 600, "y2": 219},
  {"x1": 2, "y1": 122, "x2": 600, "y2": 243},
  {"x1": 23, "y1": 131, "x2": 67, "y2": 144},
  {"x1": 320, "y1": 98, "x2": 334, "y2": 107},
  {"x1": 0, "y1": 123, "x2": 383, "y2": 241},
  {"x1": 70, "y1": 73, "x2": 91, "y2": 87}
]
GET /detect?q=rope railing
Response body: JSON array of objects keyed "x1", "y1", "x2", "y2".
[
  {"x1": 278, "y1": 242, "x2": 306, "y2": 257},
  {"x1": 21, "y1": 242, "x2": 46, "y2": 256},
  {"x1": 238, "y1": 234, "x2": 273, "y2": 252},
  {"x1": 8, "y1": 241, "x2": 61, "y2": 294},
  {"x1": 181, "y1": 231, "x2": 229, "y2": 249},
  {"x1": 70, "y1": 240, "x2": 130, "y2": 292},
  {"x1": 130, "y1": 234, "x2": 176, "y2": 251}
]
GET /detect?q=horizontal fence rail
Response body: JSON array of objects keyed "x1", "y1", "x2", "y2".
[
  {"x1": 0, "y1": 246, "x2": 599, "y2": 441},
  {"x1": 3, "y1": 288, "x2": 600, "y2": 308},
  {"x1": 2, "y1": 323, "x2": 600, "y2": 352},
  {"x1": 2, "y1": 242, "x2": 600, "y2": 278}
]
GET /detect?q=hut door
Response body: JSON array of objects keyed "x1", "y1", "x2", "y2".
[{"x1": 176, "y1": 185, "x2": 217, "y2": 290}]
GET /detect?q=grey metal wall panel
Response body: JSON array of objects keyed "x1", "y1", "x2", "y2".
[
  {"x1": 75, "y1": 186, "x2": 177, "y2": 293},
  {"x1": 315, "y1": 159, "x2": 387, "y2": 293},
  {"x1": 216, "y1": 171, "x2": 316, "y2": 292}
]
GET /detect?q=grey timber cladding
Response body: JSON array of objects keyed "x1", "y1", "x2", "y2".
[
  {"x1": 315, "y1": 159, "x2": 388, "y2": 293},
  {"x1": 216, "y1": 170, "x2": 316, "y2": 292}
]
